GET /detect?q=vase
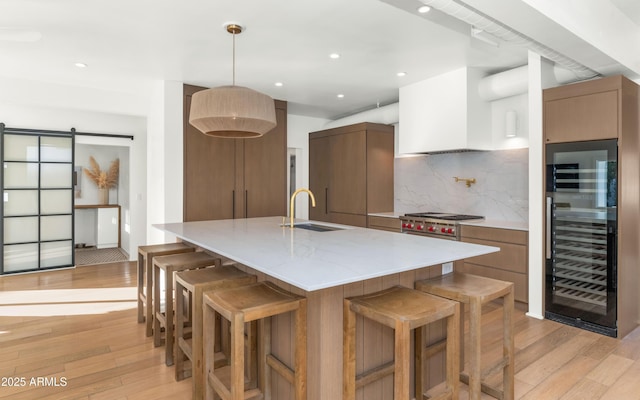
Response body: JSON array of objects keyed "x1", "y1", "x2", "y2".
[{"x1": 98, "y1": 188, "x2": 109, "y2": 205}]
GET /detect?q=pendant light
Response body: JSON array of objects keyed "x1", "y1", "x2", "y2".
[{"x1": 189, "y1": 23, "x2": 277, "y2": 138}]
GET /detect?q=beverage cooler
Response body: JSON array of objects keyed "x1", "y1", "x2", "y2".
[{"x1": 545, "y1": 139, "x2": 618, "y2": 337}]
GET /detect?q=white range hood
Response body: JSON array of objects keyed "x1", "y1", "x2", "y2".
[{"x1": 399, "y1": 67, "x2": 492, "y2": 154}]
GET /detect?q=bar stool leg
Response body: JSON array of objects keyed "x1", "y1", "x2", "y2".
[
  {"x1": 446, "y1": 303, "x2": 460, "y2": 400},
  {"x1": 153, "y1": 264, "x2": 162, "y2": 347},
  {"x1": 394, "y1": 320, "x2": 410, "y2": 400},
  {"x1": 503, "y1": 290, "x2": 515, "y2": 400},
  {"x1": 469, "y1": 298, "x2": 482, "y2": 400},
  {"x1": 145, "y1": 254, "x2": 154, "y2": 336},
  {"x1": 137, "y1": 252, "x2": 145, "y2": 324},
  {"x1": 230, "y1": 313, "x2": 245, "y2": 400},
  {"x1": 165, "y1": 269, "x2": 176, "y2": 366},
  {"x1": 343, "y1": 299, "x2": 356, "y2": 400},
  {"x1": 175, "y1": 280, "x2": 187, "y2": 379},
  {"x1": 261, "y1": 317, "x2": 272, "y2": 400},
  {"x1": 203, "y1": 299, "x2": 216, "y2": 400},
  {"x1": 414, "y1": 326, "x2": 425, "y2": 399}
]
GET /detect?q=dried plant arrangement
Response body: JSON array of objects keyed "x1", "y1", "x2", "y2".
[{"x1": 83, "y1": 156, "x2": 119, "y2": 189}]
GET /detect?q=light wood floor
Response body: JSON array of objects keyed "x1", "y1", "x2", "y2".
[{"x1": 1, "y1": 262, "x2": 639, "y2": 400}]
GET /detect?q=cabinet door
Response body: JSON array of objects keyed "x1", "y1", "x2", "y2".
[
  {"x1": 544, "y1": 89, "x2": 618, "y2": 143},
  {"x1": 243, "y1": 106, "x2": 287, "y2": 218},
  {"x1": 309, "y1": 136, "x2": 330, "y2": 222},
  {"x1": 97, "y1": 207, "x2": 119, "y2": 249},
  {"x1": 183, "y1": 87, "x2": 237, "y2": 221},
  {"x1": 329, "y1": 131, "x2": 366, "y2": 215}
]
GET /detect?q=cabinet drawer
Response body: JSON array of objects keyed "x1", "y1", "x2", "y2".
[
  {"x1": 462, "y1": 238, "x2": 527, "y2": 274},
  {"x1": 331, "y1": 213, "x2": 367, "y2": 228},
  {"x1": 367, "y1": 216, "x2": 400, "y2": 232},
  {"x1": 457, "y1": 262, "x2": 528, "y2": 303},
  {"x1": 461, "y1": 225, "x2": 527, "y2": 245}
]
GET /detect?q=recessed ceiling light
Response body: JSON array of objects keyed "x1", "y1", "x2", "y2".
[
  {"x1": 418, "y1": 5, "x2": 431, "y2": 13},
  {"x1": 329, "y1": 53, "x2": 340, "y2": 59},
  {"x1": 337, "y1": 94, "x2": 345, "y2": 98},
  {"x1": 74, "y1": 62, "x2": 87, "y2": 68},
  {"x1": 274, "y1": 82, "x2": 283, "y2": 87},
  {"x1": 397, "y1": 72, "x2": 407, "y2": 77}
]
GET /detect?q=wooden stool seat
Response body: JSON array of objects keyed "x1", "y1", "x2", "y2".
[
  {"x1": 344, "y1": 285, "x2": 460, "y2": 400},
  {"x1": 204, "y1": 281, "x2": 307, "y2": 400},
  {"x1": 174, "y1": 265, "x2": 257, "y2": 399},
  {"x1": 153, "y1": 251, "x2": 221, "y2": 366},
  {"x1": 416, "y1": 272, "x2": 514, "y2": 400},
  {"x1": 137, "y1": 242, "x2": 194, "y2": 337}
]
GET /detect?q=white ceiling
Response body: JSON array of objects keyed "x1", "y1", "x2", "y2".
[{"x1": 0, "y1": 0, "x2": 638, "y2": 119}]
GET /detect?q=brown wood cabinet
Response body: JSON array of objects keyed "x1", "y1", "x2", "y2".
[
  {"x1": 367, "y1": 215, "x2": 401, "y2": 232},
  {"x1": 309, "y1": 123, "x2": 394, "y2": 227},
  {"x1": 543, "y1": 75, "x2": 627, "y2": 143},
  {"x1": 457, "y1": 225, "x2": 528, "y2": 303},
  {"x1": 183, "y1": 84, "x2": 287, "y2": 221}
]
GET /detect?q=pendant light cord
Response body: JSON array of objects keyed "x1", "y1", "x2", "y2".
[{"x1": 232, "y1": 29, "x2": 236, "y2": 86}]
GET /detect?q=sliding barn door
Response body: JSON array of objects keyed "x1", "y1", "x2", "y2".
[{"x1": 1, "y1": 126, "x2": 74, "y2": 274}]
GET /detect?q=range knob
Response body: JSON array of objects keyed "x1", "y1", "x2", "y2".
[
  {"x1": 447, "y1": 228, "x2": 454, "y2": 234},
  {"x1": 416, "y1": 225, "x2": 423, "y2": 231},
  {"x1": 441, "y1": 227, "x2": 446, "y2": 233},
  {"x1": 408, "y1": 223, "x2": 414, "y2": 229},
  {"x1": 428, "y1": 226, "x2": 435, "y2": 232},
  {"x1": 402, "y1": 223, "x2": 407, "y2": 229}
]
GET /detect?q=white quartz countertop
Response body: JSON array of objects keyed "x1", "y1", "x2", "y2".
[{"x1": 154, "y1": 217, "x2": 498, "y2": 292}]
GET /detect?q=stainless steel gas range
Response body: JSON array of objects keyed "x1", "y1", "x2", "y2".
[{"x1": 400, "y1": 212, "x2": 484, "y2": 240}]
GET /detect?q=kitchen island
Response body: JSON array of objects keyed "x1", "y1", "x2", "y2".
[{"x1": 155, "y1": 216, "x2": 498, "y2": 399}]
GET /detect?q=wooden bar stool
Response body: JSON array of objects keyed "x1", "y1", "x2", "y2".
[
  {"x1": 344, "y1": 285, "x2": 460, "y2": 400},
  {"x1": 415, "y1": 272, "x2": 514, "y2": 400},
  {"x1": 153, "y1": 251, "x2": 221, "y2": 366},
  {"x1": 137, "y1": 242, "x2": 194, "y2": 337},
  {"x1": 174, "y1": 265, "x2": 257, "y2": 399},
  {"x1": 203, "y1": 281, "x2": 307, "y2": 400}
]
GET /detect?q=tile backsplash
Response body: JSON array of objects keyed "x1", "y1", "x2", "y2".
[{"x1": 395, "y1": 149, "x2": 528, "y2": 222}]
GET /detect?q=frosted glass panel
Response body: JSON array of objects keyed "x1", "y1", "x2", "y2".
[
  {"x1": 41, "y1": 163, "x2": 72, "y2": 188},
  {"x1": 4, "y1": 217, "x2": 38, "y2": 243},
  {"x1": 3, "y1": 190, "x2": 38, "y2": 216},
  {"x1": 41, "y1": 215, "x2": 72, "y2": 241},
  {"x1": 41, "y1": 241, "x2": 73, "y2": 268},
  {"x1": 3, "y1": 134, "x2": 38, "y2": 162},
  {"x1": 3, "y1": 162, "x2": 39, "y2": 188},
  {"x1": 41, "y1": 190, "x2": 72, "y2": 214},
  {"x1": 41, "y1": 137, "x2": 72, "y2": 162},
  {"x1": 4, "y1": 243, "x2": 38, "y2": 272}
]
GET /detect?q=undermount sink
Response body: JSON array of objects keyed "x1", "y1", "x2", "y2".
[{"x1": 292, "y1": 223, "x2": 344, "y2": 232}]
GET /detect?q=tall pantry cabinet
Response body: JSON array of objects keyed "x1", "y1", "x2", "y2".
[
  {"x1": 309, "y1": 122, "x2": 394, "y2": 227},
  {"x1": 183, "y1": 84, "x2": 287, "y2": 222}
]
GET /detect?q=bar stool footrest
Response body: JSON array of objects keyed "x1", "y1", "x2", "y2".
[
  {"x1": 355, "y1": 360, "x2": 395, "y2": 390},
  {"x1": 480, "y1": 356, "x2": 510, "y2": 381},
  {"x1": 208, "y1": 367, "x2": 262, "y2": 398},
  {"x1": 266, "y1": 354, "x2": 294, "y2": 385},
  {"x1": 424, "y1": 338, "x2": 447, "y2": 359},
  {"x1": 460, "y1": 372, "x2": 505, "y2": 400}
]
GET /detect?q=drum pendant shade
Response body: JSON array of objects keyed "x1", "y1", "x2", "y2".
[
  {"x1": 188, "y1": 23, "x2": 276, "y2": 139},
  {"x1": 189, "y1": 85, "x2": 276, "y2": 138}
]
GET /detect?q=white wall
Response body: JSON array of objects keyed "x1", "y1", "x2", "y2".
[{"x1": 145, "y1": 80, "x2": 184, "y2": 244}]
